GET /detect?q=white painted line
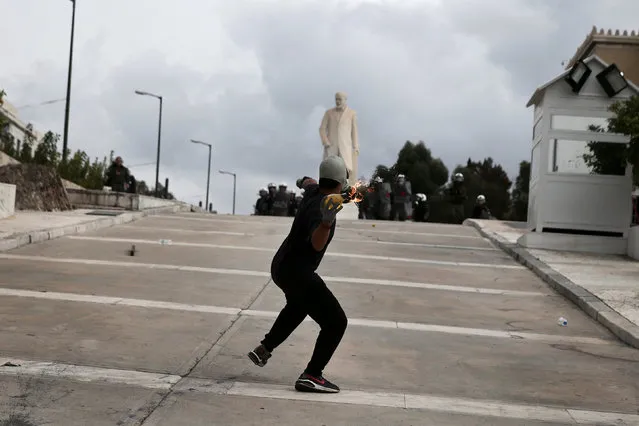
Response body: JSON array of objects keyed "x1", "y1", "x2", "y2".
[
  {"x1": 176, "y1": 378, "x2": 639, "y2": 424},
  {"x1": 107, "y1": 226, "x2": 497, "y2": 251},
  {"x1": 2, "y1": 359, "x2": 635, "y2": 424},
  {"x1": 150, "y1": 214, "x2": 484, "y2": 239},
  {"x1": 119, "y1": 225, "x2": 254, "y2": 236},
  {"x1": 337, "y1": 226, "x2": 483, "y2": 239},
  {"x1": 373, "y1": 240, "x2": 497, "y2": 251},
  {"x1": 323, "y1": 275, "x2": 543, "y2": 297},
  {"x1": 0, "y1": 288, "x2": 242, "y2": 315},
  {"x1": 0, "y1": 287, "x2": 614, "y2": 346},
  {"x1": 0, "y1": 358, "x2": 180, "y2": 389},
  {"x1": 151, "y1": 214, "x2": 291, "y2": 226},
  {"x1": 0, "y1": 253, "x2": 544, "y2": 297},
  {"x1": 65, "y1": 236, "x2": 524, "y2": 270}
]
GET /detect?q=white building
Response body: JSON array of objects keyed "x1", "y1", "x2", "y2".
[
  {"x1": 522, "y1": 54, "x2": 638, "y2": 257},
  {"x1": 0, "y1": 96, "x2": 44, "y2": 154}
]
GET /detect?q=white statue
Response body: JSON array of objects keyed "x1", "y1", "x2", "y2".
[{"x1": 319, "y1": 92, "x2": 359, "y2": 186}]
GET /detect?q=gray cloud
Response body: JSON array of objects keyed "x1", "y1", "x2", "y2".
[{"x1": 2, "y1": 0, "x2": 637, "y2": 214}]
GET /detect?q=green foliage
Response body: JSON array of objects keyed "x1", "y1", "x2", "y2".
[
  {"x1": 451, "y1": 157, "x2": 513, "y2": 220},
  {"x1": 57, "y1": 148, "x2": 109, "y2": 190},
  {"x1": 372, "y1": 140, "x2": 449, "y2": 195},
  {"x1": 18, "y1": 140, "x2": 33, "y2": 163},
  {"x1": 509, "y1": 160, "x2": 530, "y2": 221},
  {"x1": 583, "y1": 95, "x2": 639, "y2": 186},
  {"x1": 137, "y1": 180, "x2": 175, "y2": 199},
  {"x1": 33, "y1": 131, "x2": 60, "y2": 166}
]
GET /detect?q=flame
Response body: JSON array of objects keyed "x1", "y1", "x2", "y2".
[{"x1": 348, "y1": 179, "x2": 367, "y2": 203}]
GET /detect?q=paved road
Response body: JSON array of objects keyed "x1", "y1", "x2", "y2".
[{"x1": 0, "y1": 212, "x2": 637, "y2": 425}]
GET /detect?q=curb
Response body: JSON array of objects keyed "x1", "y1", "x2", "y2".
[
  {"x1": 465, "y1": 219, "x2": 639, "y2": 350},
  {"x1": 0, "y1": 204, "x2": 191, "y2": 252}
]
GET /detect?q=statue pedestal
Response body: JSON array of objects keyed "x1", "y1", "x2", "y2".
[{"x1": 339, "y1": 202, "x2": 359, "y2": 220}]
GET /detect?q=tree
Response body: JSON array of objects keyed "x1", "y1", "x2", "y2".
[
  {"x1": 452, "y1": 157, "x2": 512, "y2": 220},
  {"x1": 509, "y1": 160, "x2": 530, "y2": 221},
  {"x1": 33, "y1": 131, "x2": 60, "y2": 166},
  {"x1": 373, "y1": 140, "x2": 449, "y2": 196},
  {"x1": 583, "y1": 95, "x2": 639, "y2": 187}
]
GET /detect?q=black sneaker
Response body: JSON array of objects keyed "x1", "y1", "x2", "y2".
[
  {"x1": 247, "y1": 344, "x2": 271, "y2": 367},
  {"x1": 294, "y1": 373, "x2": 340, "y2": 393}
]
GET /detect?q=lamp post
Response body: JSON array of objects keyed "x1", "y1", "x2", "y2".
[
  {"x1": 190, "y1": 140, "x2": 212, "y2": 210},
  {"x1": 61, "y1": 0, "x2": 77, "y2": 165},
  {"x1": 134, "y1": 90, "x2": 163, "y2": 197},
  {"x1": 219, "y1": 170, "x2": 237, "y2": 215}
]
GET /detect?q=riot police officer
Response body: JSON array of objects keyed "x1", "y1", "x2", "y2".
[
  {"x1": 391, "y1": 174, "x2": 412, "y2": 221},
  {"x1": 288, "y1": 191, "x2": 298, "y2": 216},
  {"x1": 266, "y1": 183, "x2": 277, "y2": 215},
  {"x1": 412, "y1": 193, "x2": 429, "y2": 222},
  {"x1": 446, "y1": 172, "x2": 467, "y2": 224},
  {"x1": 471, "y1": 194, "x2": 492, "y2": 219},
  {"x1": 255, "y1": 188, "x2": 269, "y2": 215},
  {"x1": 272, "y1": 182, "x2": 290, "y2": 216}
]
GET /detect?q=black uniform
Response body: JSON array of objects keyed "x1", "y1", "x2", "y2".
[
  {"x1": 471, "y1": 204, "x2": 491, "y2": 219},
  {"x1": 260, "y1": 183, "x2": 347, "y2": 378}
]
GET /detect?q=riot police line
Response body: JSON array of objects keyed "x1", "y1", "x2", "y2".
[
  {"x1": 253, "y1": 172, "x2": 493, "y2": 222},
  {"x1": 253, "y1": 182, "x2": 302, "y2": 217}
]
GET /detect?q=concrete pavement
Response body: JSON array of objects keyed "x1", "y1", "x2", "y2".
[
  {"x1": 467, "y1": 219, "x2": 639, "y2": 349},
  {"x1": 0, "y1": 212, "x2": 638, "y2": 425}
]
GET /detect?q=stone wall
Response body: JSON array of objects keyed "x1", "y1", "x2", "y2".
[
  {"x1": 0, "y1": 182, "x2": 16, "y2": 218},
  {"x1": 0, "y1": 164, "x2": 72, "y2": 211}
]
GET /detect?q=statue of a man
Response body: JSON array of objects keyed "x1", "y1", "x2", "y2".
[{"x1": 319, "y1": 92, "x2": 359, "y2": 186}]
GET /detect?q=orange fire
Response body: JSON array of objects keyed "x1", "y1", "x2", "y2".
[{"x1": 347, "y1": 180, "x2": 367, "y2": 203}]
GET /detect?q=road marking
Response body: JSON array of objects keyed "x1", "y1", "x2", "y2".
[
  {"x1": 0, "y1": 253, "x2": 543, "y2": 296},
  {"x1": 1, "y1": 358, "x2": 636, "y2": 425},
  {"x1": 64, "y1": 236, "x2": 524, "y2": 270},
  {"x1": 119, "y1": 226, "x2": 255, "y2": 236},
  {"x1": 0, "y1": 287, "x2": 612, "y2": 345},
  {"x1": 0, "y1": 358, "x2": 180, "y2": 389},
  {"x1": 151, "y1": 214, "x2": 484, "y2": 239},
  {"x1": 109, "y1": 226, "x2": 497, "y2": 251},
  {"x1": 152, "y1": 214, "x2": 291, "y2": 226}
]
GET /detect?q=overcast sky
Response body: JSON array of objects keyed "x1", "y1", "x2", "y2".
[{"x1": 2, "y1": 0, "x2": 638, "y2": 214}]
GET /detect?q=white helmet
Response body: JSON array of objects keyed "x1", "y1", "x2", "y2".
[
  {"x1": 417, "y1": 193, "x2": 427, "y2": 201},
  {"x1": 453, "y1": 172, "x2": 464, "y2": 182},
  {"x1": 279, "y1": 182, "x2": 287, "y2": 187},
  {"x1": 260, "y1": 187, "x2": 267, "y2": 193},
  {"x1": 267, "y1": 182, "x2": 276, "y2": 188},
  {"x1": 374, "y1": 176, "x2": 383, "y2": 183},
  {"x1": 319, "y1": 155, "x2": 348, "y2": 187},
  {"x1": 477, "y1": 194, "x2": 486, "y2": 203}
]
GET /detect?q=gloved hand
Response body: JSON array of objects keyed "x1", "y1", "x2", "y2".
[
  {"x1": 320, "y1": 194, "x2": 344, "y2": 224},
  {"x1": 340, "y1": 185, "x2": 354, "y2": 203}
]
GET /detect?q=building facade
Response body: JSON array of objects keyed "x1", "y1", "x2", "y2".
[
  {"x1": 0, "y1": 96, "x2": 44, "y2": 155},
  {"x1": 565, "y1": 26, "x2": 639, "y2": 85}
]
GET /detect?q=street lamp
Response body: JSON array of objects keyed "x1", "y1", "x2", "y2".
[
  {"x1": 190, "y1": 140, "x2": 212, "y2": 210},
  {"x1": 219, "y1": 170, "x2": 237, "y2": 215},
  {"x1": 134, "y1": 90, "x2": 163, "y2": 197},
  {"x1": 62, "y1": 0, "x2": 77, "y2": 165}
]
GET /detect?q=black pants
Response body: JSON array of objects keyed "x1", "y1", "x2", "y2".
[{"x1": 261, "y1": 269, "x2": 348, "y2": 377}]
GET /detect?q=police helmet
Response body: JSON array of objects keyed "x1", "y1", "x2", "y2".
[
  {"x1": 279, "y1": 182, "x2": 287, "y2": 188},
  {"x1": 453, "y1": 172, "x2": 464, "y2": 182},
  {"x1": 477, "y1": 194, "x2": 486, "y2": 204},
  {"x1": 374, "y1": 176, "x2": 383, "y2": 183},
  {"x1": 417, "y1": 193, "x2": 427, "y2": 201},
  {"x1": 319, "y1": 155, "x2": 348, "y2": 187},
  {"x1": 267, "y1": 182, "x2": 276, "y2": 188}
]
